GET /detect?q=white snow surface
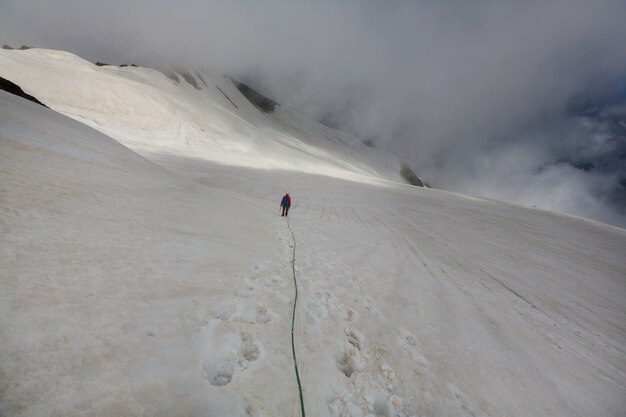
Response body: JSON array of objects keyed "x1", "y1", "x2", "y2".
[
  {"x1": 1, "y1": 49, "x2": 626, "y2": 417},
  {"x1": 0, "y1": 48, "x2": 400, "y2": 185}
]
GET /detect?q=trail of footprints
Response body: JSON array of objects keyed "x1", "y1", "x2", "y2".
[
  {"x1": 187, "y1": 228, "x2": 437, "y2": 415},
  {"x1": 201, "y1": 329, "x2": 261, "y2": 387},
  {"x1": 330, "y1": 311, "x2": 476, "y2": 416},
  {"x1": 189, "y1": 257, "x2": 289, "y2": 388},
  {"x1": 298, "y1": 235, "x2": 412, "y2": 415},
  {"x1": 337, "y1": 329, "x2": 366, "y2": 378},
  {"x1": 330, "y1": 322, "x2": 413, "y2": 417}
]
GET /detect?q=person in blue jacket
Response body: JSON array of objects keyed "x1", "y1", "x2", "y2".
[{"x1": 280, "y1": 193, "x2": 291, "y2": 217}]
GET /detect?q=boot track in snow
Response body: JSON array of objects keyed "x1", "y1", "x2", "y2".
[{"x1": 287, "y1": 218, "x2": 306, "y2": 417}]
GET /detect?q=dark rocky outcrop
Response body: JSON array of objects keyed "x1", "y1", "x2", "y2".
[
  {"x1": 194, "y1": 70, "x2": 209, "y2": 87},
  {"x1": 2, "y1": 44, "x2": 32, "y2": 50},
  {"x1": 179, "y1": 71, "x2": 201, "y2": 90},
  {"x1": 400, "y1": 162, "x2": 426, "y2": 187},
  {"x1": 165, "y1": 72, "x2": 180, "y2": 83},
  {"x1": 96, "y1": 61, "x2": 138, "y2": 68},
  {"x1": 0, "y1": 77, "x2": 48, "y2": 107},
  {"x1": 229, "y1": 77, "x2": 278, "y2": 113}
]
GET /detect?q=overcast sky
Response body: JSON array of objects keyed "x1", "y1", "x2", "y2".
[{"x1": 2, "y1": 0, "x2": 626, "y2": 227}]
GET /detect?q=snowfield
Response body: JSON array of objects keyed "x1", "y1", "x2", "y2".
[
  {"x1": 1, "y1": 48, "x2": 625, "y2": 417},
  {"x1": 0, "y1": 48, "x2": 399, "y2": 184}
]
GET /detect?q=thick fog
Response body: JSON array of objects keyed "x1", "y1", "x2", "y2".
[{"x1": 2, "y1": 0, "x2": 626, "y2": 226}]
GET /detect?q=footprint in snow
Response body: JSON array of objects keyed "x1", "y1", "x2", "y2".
[
  {"x1": 397, "y1": 328, "x2": 429, "y2": 366},
  {"x1": 201, "y1": 327, "x2": 261, "y2": 387},
  {"x1": 363, "y1": 296, "x2": 380, "y2": 317},
  {"x1": 337, "y1": 329, "x2": 366, "y2": 378}
]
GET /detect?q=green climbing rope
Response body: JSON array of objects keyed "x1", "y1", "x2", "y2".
[{"x1": 287, "y1": 219, "x2": 306, "y2": 417}]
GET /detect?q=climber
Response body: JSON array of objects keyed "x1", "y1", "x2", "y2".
[{"x1": 280, "y1": 193, "x2": 291, "y2": 217}]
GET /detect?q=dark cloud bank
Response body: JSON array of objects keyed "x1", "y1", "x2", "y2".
[{"x1": 2, "y1": 0, "x2": 626, "y2": 227}]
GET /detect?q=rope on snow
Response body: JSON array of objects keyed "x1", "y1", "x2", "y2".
[{"x1": 287, "y1": 218, "x2": 306, "y2": 417}]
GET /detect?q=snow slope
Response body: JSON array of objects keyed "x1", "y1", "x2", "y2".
[
  {"x1": 1, "y1": 49, "x2": 626, "y2": 417},
  {"x1": 0, "y1": 48, "x2": 400, "y2": 184},
  {"x1": 1, "y1": 90, "x2": 296, "y2": 416}
]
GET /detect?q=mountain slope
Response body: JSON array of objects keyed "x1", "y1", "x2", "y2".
[
  {"x1": 1, "y1": 49, "x2": 625, "y2": 417},
  {"x1": 0, "y1": 48, "x2": 401, "y2": 184},
  {"x1": 0, "y1": 90, "x2": 300, "y2": 416}
]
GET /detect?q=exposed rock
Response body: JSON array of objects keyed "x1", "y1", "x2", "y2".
[
  {"x1": 179, "y1": 70, "x2": 201, "y2": 90},
  {"x1": 194, "y1": 70, "x2": 209, "y2": 87},
  {"x1": 165, "y1": 72, "x2": 180, "y2": 83},
  {"x1": 2, "y1": 44, "x2": 33, "y2": 50},
  {"x1": 95, "y1": 61, "x2": 138, "y2": 68},
  {"x1": 400, "y1": 162, "x2": 426, "y2": 187},
  {"x1": 228, "y1": 77, "x2": 278, "y2": 113},
  {"x1": 0, "y1": 77, "x2": 48, "y2": 107}
]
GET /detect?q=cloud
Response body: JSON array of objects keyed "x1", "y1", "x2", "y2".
[
  {"x1": 426, "y1": 119, "x2": 626, "y2": 228},
  {"x1": 1, "y1": 0, "x2": 626, "y2": 226}
]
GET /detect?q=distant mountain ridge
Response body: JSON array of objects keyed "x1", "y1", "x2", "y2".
[{"x1": 0, "y1": 47, "x2": 424, "y2": 186}]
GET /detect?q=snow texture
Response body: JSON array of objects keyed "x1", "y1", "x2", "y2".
[{"x1": 1, "y1": 48, "x2": 625, "y2": 417}]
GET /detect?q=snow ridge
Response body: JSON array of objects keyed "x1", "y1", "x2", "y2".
[{"x1": 0, "y1": 47, "x2": 403, "y2": 185}]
